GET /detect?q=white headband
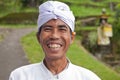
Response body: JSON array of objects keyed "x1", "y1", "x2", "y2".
[{"x1": 37, "y1": 1, "x2": 75, "y2": 32}]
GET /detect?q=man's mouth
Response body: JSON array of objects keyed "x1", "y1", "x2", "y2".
[{"x1": 48, "y1": 44, "x2": 61, "y2": 49}]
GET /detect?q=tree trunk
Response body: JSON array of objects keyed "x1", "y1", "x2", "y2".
[
  {"x1": 110, "y1": 2, "x2": 114, "y2": 11},
  {"x1": 29, "y1": 0, "x2": 36, "y2": 7}
]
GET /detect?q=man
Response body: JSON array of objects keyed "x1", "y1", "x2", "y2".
[{"x1": 9, "y1": 1, "x2": 101, "y2": 80}]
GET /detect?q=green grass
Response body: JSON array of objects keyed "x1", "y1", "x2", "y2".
[
  {"x1": 62, "y1": 0, "x2": 120, "y2": 4},
  {"x1": 61, "y1": 0, "x2": 115, "y2": 18},
  {"x1": 21, "y1": 31, "x2": 44, "y2": 63},
  {"x1": 0, "y1": 0, "x2": 115, "y2": 18},
  {"x1": 21, "y1": 32, "x2": 120, "y2": 80},
  {"x1": 78, "y1": 26, "x2": 97, "y2": 31},
  {"x1": 71, "y1": 5, "x2": 113, "y2": 17},
  {"x1": 0, "y1": 24, "x2": 37, "y2": 28},
  {"x1": 61, "y1": 0, "x2": 91, "y2": 3},
  {"x1": 71, "y1": 5, "x2": 101, "y2": 17},
  {"x1": 115, "y1": 66, "x2": 120, "y2": 73}
]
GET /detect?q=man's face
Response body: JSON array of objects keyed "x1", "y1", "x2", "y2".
[
  {"x1": 101, "y1": 19, "x2": 106, "y2": 25},
  {"x1": 37, "y1": 19, "x2": 75, "y2": 60}
]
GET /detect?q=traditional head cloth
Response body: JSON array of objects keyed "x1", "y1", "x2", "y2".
[{"x1": 37, "y1": 1, "x2": 75, "y2": 32}]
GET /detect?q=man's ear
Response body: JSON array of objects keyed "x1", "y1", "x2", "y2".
[{"x1": 71, "y1": 32, "x2": 76, "y2": 44}]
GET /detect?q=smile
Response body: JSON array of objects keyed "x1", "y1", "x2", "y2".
[{"x1": 48, "y1": 44, "x2": 61, "y2": 49}]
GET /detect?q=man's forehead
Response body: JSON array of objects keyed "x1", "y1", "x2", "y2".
[
  {"x1": 42, "y1": 19, "x2": 69, "y2": 28},
  {"x1": 45, "y1": 19, "x2": 66, "y2": 24}
]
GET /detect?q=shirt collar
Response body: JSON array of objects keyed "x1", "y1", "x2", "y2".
[{"x1": 40, "y1": 58, "x2": 71, "y2": 80}]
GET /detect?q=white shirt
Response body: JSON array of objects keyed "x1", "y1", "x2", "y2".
[{"x1": 9, "y1": 61, "x2": 101, "y2": 80}]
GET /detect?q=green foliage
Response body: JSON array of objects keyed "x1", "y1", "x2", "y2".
[
  {"x1": 113, "y1": 10, "x2": 120, "y2": 53},
  {"x1": 104, "y1": 0, "x2": 120, "y2": 2},
  {"x1": 88, "y1": 31, "x2": 97, "y2": 46},
  {"x1": 0, "y1": 12, "x2": 38, "y2": 24},
  {"x1": 0, "y1": 24, "x2": 36, "y2": 28},
  {"x1": 113, "y1": 4, "x2": 120, "y2": 41},
  {"x1": 0, "y1": 0, "x2": 116, "y2": 21},
  {"x1": 20, "y1": 0, "x2": 47, "y2": 7},
  {"x1": 67, "y1": 1, "x2": 113, "y2": 17},
  {"x1": 79, "y1": 26, "x2": 97, "y2": 31},
  {"x1": 116, "y1": 4, "x2": 120, "y2": 9},
  {"x1": 21, "y1": 0, "x2": 29, "y2": 7},
  {"x1": 70, "y1": 5, "x2": 103, "y2": 17},
  {"x1": 115, "y1": 66, "x2": 120, "y2": 73}
]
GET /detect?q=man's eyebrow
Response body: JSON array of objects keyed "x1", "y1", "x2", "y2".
[
  {"x1": 41, "y1": 25, "x2": 52, "y2": 28},
  {"x1": 41, "y1": 24, "x2": 69, "y2": 29},
  {"x1": 58, "y1": 25, "x2": 68, "y2": 28}
]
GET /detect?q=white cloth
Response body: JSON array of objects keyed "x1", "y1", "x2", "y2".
[
  {"x1": 9, "y1": 61, "x2": 101, "y2": 80},
  {"x1": 37, "y1": 1, "x2": 75, "y2": 32},
  {"x1": 97, "y1": 27, "x2": 110, "y2": 45}
]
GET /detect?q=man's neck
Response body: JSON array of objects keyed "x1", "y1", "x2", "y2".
[{"x1": 43, "y1": 57, "x2": 68, "y2": 75}]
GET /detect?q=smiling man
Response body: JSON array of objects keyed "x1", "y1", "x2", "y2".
[
  {"x1": 9, "y1": 1, "x2": 101, "y2": 80},
  {"x1": 38, "y1": 19, "x2": 73, "y2": 60}
]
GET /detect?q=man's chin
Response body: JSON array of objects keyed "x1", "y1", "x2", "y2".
[{"x1": 45, "y1": 54, "x2": 64, "y2": 60}]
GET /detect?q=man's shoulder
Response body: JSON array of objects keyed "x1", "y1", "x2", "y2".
[
  {"x1": 69, "y1": 63, "x2": 101, "y2": 80},
  {"x1": 70, "y1": 63, "x2": 92, "y2": 73},
  {"x1": 11, "y1": 62, "x2": 42, "y2": 75},
  {"x1": 9, "y1": 62, "x2": 44, "y2": 80}
]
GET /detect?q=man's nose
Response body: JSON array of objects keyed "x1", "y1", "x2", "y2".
[{"x1": 50, "y1": 29, "x2": 59, "y2": 39}]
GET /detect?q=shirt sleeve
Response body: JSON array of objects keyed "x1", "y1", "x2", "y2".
[
  {"x1": 82, "y1": 69, "x2": 101, "y2": 80},
  {"x1": 9, "y1": 68, "x2": 26, "y2": 80},
  {"x1": 9, "y1": 71, "x2": 15, "y2": 80}
]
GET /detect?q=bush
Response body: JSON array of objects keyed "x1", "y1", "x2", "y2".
[
  {"x1": 112, "y1": 4, "x2": 120, "y2": 54},
  {"x1": 113, "y1": 4, "x2": 120, "y2": 41},
  {"x1": 0, "y1": 12, "x2": 38, "y2": 24}
]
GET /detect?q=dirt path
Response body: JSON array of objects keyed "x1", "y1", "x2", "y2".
[{"x1": 0, "y1": 27, "x2": 35, "y2": 80}]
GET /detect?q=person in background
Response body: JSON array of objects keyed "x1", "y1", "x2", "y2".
[
  {"x1": 97, "y1": 8, "x2": 113, "y2": 47},
  {"x1": 9, "y1": 1, "x2": 101, "y2": 80}
]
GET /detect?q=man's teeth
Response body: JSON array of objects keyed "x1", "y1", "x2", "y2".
[{"x1": 48, "y1": 44, "x2": 61, "y2": 48}]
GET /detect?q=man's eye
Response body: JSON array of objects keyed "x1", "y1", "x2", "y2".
[
  {"x1": 44, "y1": 28, "x2": 52, "y2": 32},
  {"x1": 59, "y1": 28, "x2": 67, "y2": 32}
]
